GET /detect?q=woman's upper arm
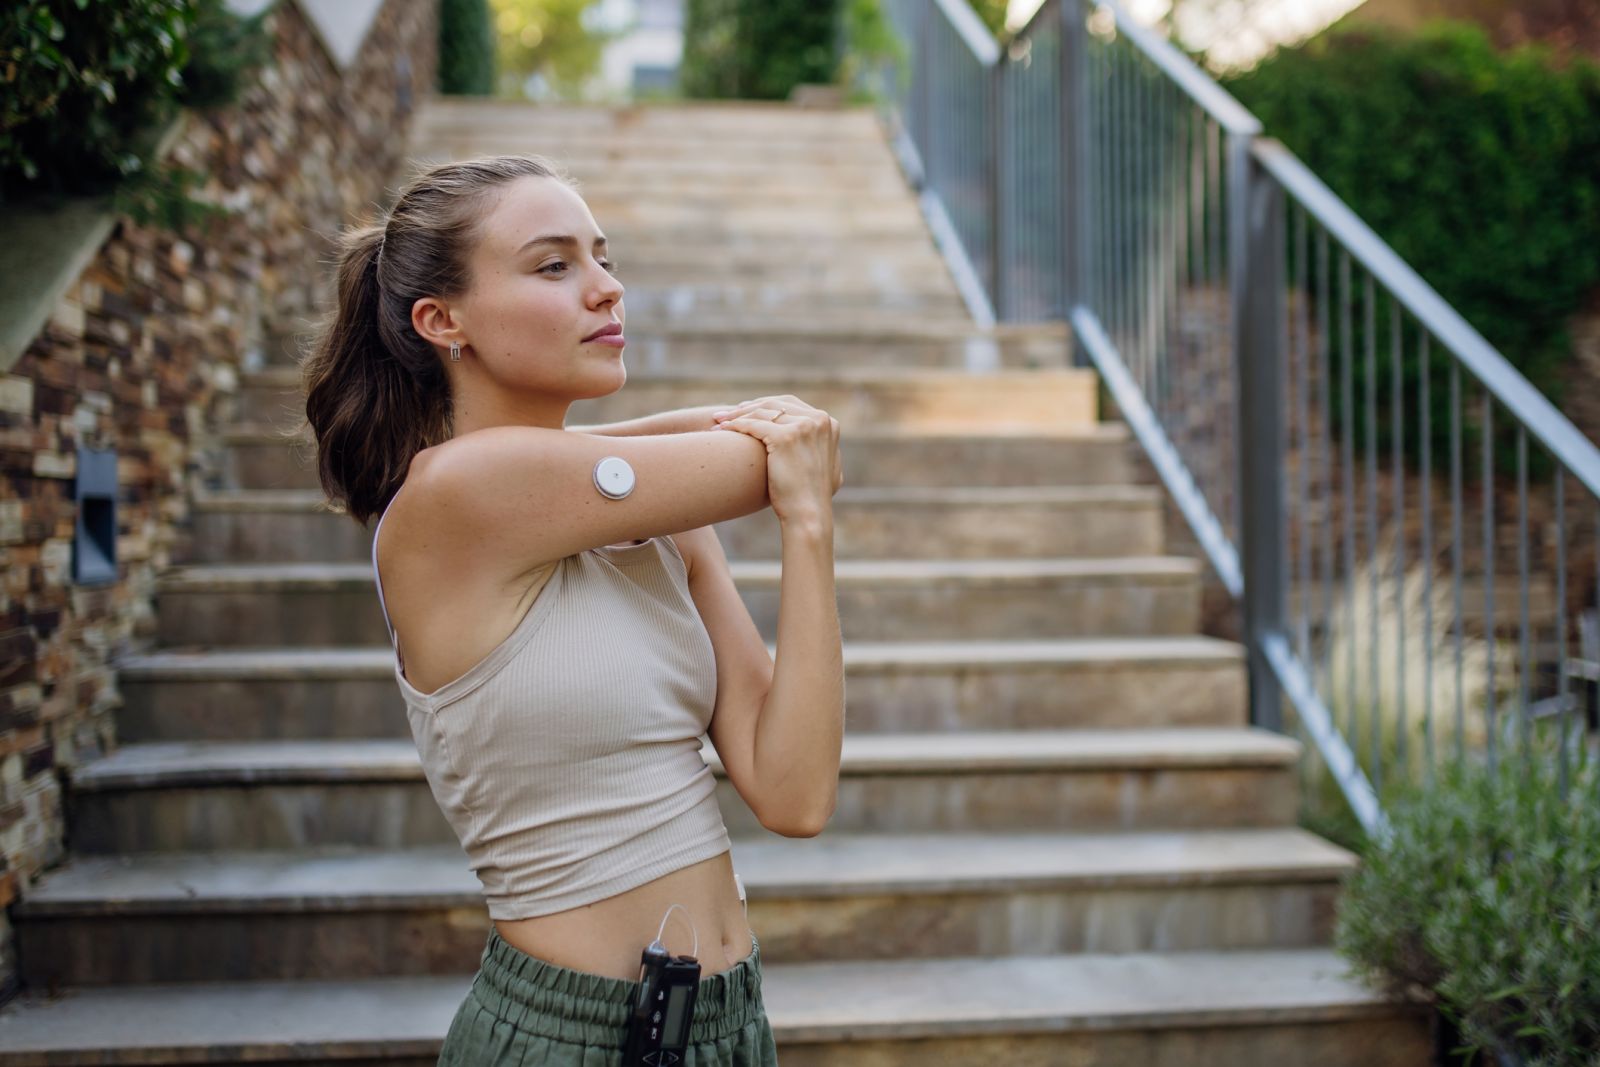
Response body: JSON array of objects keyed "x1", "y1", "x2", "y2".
[
  {"x1": 407, "y1": 425, "x2": 769, "y2": 574},
  {"x1": 671, "y1": 525, "x2": 774, "y2": 824}
]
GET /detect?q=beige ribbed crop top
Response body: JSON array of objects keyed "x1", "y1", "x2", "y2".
[{"x1": 371, "y1": 491, "x2": 733, "y2": 920}]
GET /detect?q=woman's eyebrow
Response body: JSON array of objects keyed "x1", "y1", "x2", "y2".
[{"x1": 517, "y1": 234, "x2": 608, "y2": 254}]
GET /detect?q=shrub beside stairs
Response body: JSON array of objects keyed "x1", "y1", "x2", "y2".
[{"x1": 0, "y1": 100, "x2": 1431, "y2": 1065}]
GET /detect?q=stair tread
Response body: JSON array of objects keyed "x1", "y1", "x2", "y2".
[
  {"x1": 21, "y1": 826, "x2": 1351, "y2": 914},
  {"x1": 221, "y1": 421, "x2": 1130, "y2": 443},
  {"x1": 158, "y1": 555, "x2": 1200, "y2": 591},
  {"x1": 246, "y1": 359, "x2": 1081, "y2": 389},
  {"x1": 192, "y1": 484, "x2": 1161, "y2": 510},
  {"x1": 0, "y1": 948, "x2": 1420, "y2": 1058},
  {"x1": 118, "y1": 635, "x2": 1244, "y2": 679},
  {"x1": 71, "y1": 726, "x2": 1290, "y2": 790}
]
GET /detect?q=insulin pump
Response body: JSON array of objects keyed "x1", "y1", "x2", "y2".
[{"x1": 622, "y1": 938, "x2": 700, "y2": 1065}]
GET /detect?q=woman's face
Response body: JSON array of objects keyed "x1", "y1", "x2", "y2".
[{"x1": 453, "y1": 175, "x2": 626, "y2": 399}]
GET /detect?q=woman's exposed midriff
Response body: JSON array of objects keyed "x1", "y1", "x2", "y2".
[{"x1": 492, "y1": 850, "x2": 754, "y2": 981}]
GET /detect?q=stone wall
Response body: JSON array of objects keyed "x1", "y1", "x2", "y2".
[{"x1": 0, "y1": 0, "x2": 436, "y2": 998}]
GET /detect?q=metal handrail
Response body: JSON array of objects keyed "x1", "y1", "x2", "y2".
[
  {"x1": 1095, "y1": 1, "x2": 1260, "y2": 136},
  {"x1": 933, "y1": 0, "x2": 1001, "y2": 65},
  {"x1": 1253, "y1": 140, "x2": 1600, "y2": 499},
  {"x1": 877, "y1": 0, "x2": 1600, "y2": 830}
]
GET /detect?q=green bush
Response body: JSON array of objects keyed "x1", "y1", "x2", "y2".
[
  {"x1": 438, "y1": 0, "x2": 495, "y2": 95},
  {"x1": 1335, "y1": 737, "x2": 1600, "y2": 1065},
  {"x1": 1, "y1": 0, "x2": 266, "y2": 206},
  {"x1": 680, "y1": 0, "x2": 841, "y2": 101},
  {"x1": 1224, "y1": 22, "x2": 1600, "y2": 463}
]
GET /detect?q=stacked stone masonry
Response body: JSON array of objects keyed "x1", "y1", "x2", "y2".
[{"x1": 0, "y1": 0, "x2": 436, "y2": 999}]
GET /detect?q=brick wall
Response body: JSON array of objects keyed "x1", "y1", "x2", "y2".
[{"x1": 0, "y1": 0, "x2": 436, "y2": 997}]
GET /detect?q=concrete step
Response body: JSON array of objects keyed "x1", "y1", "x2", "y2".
[
  {"x1": 185, "y1": 485, "x2": 1162, "y2": 564},
  {"x1": 222, "y1": 423, "x2": 1133, "y2": 492},
  {"x1": 0, "y1": 949, "x2": 1431, "y2": 1066},
  {"x1": 17, "y1": 826, "x2": 1349, "y2": 984},
  {"x1": 154, "y1": 556, "x2": 1202, "y2": 647},
  {"x1": 233, "y1": 366, "x2": 1096, "y2": 433},
  {"x1": 96, "y1": 729, "x2": 1299, "y2": 838},
  {"x1": 70, "y1": 726, "x2": 1288, "y2": 847},
  {"x1": 604, "y1": 282, "x2": 969, "y2": 321},
  {"x1": 415, "y1": 100, "x2": 889, "y2": 140},
  {"x1": 416, "y1": 132, "x2": 898, "y2": 167},
  {"x1": 257, "y1": 320, "x2": 1070, "y2": 371},
  {"x1": 115, "y1": 638, "x2": 1246, "y2": 743},
  {"x1": 67, "y1": 725, "x2": 1278, "y2": 851}
]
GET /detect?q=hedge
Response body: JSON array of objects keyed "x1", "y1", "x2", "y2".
[
  {"x1": 1, "y1": 0, "x2": 266, "y2": 209},
  {"x1": 1224, "y1": 21, "x2": 1600, "y2": 448},
  {"x1": 680, "y1": 0, "x2": 841, "y2": 101},
  {"x1": 438, "y1": 0, "x2": 494, "y2": 95}
]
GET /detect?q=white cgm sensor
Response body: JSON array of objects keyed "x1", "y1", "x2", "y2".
[{"x1": 592, "y1": 456, "x2": 636, "y2": 499}]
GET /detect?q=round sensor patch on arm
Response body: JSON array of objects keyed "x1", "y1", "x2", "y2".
[{"x1": 593, "y1": 456, "x2": 636, "y2": 499}]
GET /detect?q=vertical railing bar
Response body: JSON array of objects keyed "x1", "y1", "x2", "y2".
[
  {"x1": 1517, "y1": 425, "x2": 1530, "y2": 758},
  {"x1": 1365, "y1": 273, "x2": 1381, "y2": 789},
  {"x1": 1295, "y1": 202, "x2": 1311, "y2": 665},
  {"x1": 1555, "y1": 468, "x2": 1569, "y2": 796},
  {"x1": 1341, "y1": 251, "x2": 1358, "y2": 743},
  {"x1": 1483, "y1": 394, "x2": 1497, "y2": 772},
  {"x1": 1392, "y1": 300, "x2": 1407, "y2": 776},
  {"x1": 1116, "y1": 39, "x2": 1132, "y2": 360},
  {"x1": 1451, "y1": 360, "x2": 1466, "y2": 761},
  {"x1": 1061, "y1": 0, "x2": 1086, "y2": 328},
  {"x1": 1159, "y1": 77, "x2": 1177, "y2": 423},
  {"x1": 1207, "y1": 116, "x2": 1223, "y2": 530},
  {"x1": 987, "y1": 59, "x2": 1004, "y2": 319},
  {"x1": 1317, "y1": 227, "x2": 1335, "y2": 700},
  {"x1": 1420, "y1": 332, "x2": 1435, "y2": 779},
  {"x1": 1236, "y1": 150, "x2": 1284, "y2": 733}
]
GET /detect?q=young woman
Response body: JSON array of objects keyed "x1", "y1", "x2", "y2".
[{"x1": 300, "y1": 154, "x2": 845, "y2": 1065}]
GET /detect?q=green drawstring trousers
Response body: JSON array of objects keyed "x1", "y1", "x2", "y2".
[{"x1": 437, "y1": 926, "x2": 779, "y2": 1066}]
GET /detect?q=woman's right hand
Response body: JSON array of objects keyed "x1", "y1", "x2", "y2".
[{"x1": 713, "y1": 395, "x2": 842, "y2": 526}]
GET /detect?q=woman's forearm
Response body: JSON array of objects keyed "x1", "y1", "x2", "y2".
[
  {"x1": 567, "y1": 405, "x2": 721, "y2": 436},
  {"x1": 750, "y1": 515, "x2": 844, "y2": 835}
]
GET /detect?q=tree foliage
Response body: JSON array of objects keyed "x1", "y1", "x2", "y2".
[
  {"x1": 1224, "y1": 21, "x2": 1600, "y2": 423},
  {"x1": 680, "y1": 0, "x2": 841, "y2": 101},
  {"x1": 489, "y1": 0, "x2": 618, "y2": 100},
  {"x1": 439, "y1": 0, "x2": 496, "y2": 94},
  {"x1": 1, "y1": 0, "x2": 267, "y2": 205}
]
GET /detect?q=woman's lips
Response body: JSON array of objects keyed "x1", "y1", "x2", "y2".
[{"x1": 584, "y1": 335, "x2": 625, "y2": 347}]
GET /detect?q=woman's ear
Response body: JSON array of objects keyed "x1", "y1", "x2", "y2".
[{"x1": 412, "y1": 295, "x2": 464, "y2": 352}]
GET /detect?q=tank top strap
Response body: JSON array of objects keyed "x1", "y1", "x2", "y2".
[{"x1": 371, "y1": 492, "x2": 403, "y2": 668}]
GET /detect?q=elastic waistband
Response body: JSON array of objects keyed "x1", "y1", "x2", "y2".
[{"x1": 468, "y1": 927, "x2": 765, "y2": 1048}]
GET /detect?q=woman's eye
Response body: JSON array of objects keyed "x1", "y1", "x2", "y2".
[{"x1": 539, "y1": 260, "x2": 620, "y2": 275}]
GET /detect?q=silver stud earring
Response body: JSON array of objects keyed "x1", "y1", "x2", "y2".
[{"x1": 449, "y1": 341, "x2": 461, "y2": 362}]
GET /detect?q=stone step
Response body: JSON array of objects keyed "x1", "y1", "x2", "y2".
[
  {"x1": 17, "y1": 826, "x2": 1349, "y2": 984},
  {"x1": 607, "y1": 283, "x2": 970, "y2": 321},
  {"x1": 154, "y1": 556, "x2": 1202, "y2": 647},
  {"x1": 233, "y1": 366, "x2": 1096, "y2": 432},
  {"x1": 115, "y1": 638, "x2": 1246, "y2": 743},
  {"x1": 415, "y1": 100, "x2": 888, "y2": 140},
  {"x1": 416, "y1": 133, "x2": 898, "y2": 166},
  {"x1": 222, "y1": 423, "x2": 1133, "y2": 492},
  {"x1": 255, "y1": 320, "x2": 1068, "y2": 371},
  {"x1": 185, "y1": 485, "x2": 1162, "y2": 564},
  {"x1": 0, "y1": 949, "x2": 1431, "y2": 1066},
  {"x1": 68, "y1": 725, "x2": 1277, "y2": 851}
]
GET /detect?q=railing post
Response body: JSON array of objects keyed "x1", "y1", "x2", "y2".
[
  {"x1": 1059, "y1": 0, "x2": 1088, "y2": 349},
  {"x1": 988, "y1": 60, "x2": 1005, "y2": 318},
  {"x1": 1232, "y1": 135, "x2": 1287, "y2": 733}
]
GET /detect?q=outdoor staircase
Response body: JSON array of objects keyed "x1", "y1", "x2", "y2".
[{"x1": 0, "y1": 99, "x2": 1431, "y2": 1064}]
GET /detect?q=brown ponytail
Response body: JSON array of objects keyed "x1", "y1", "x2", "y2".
[{"x1": 298, "y1": 155, "x2": 575, "y2": 525}]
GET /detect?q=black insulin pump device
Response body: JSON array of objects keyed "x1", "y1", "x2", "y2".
[{"x1": 622, "y1": 942, "x2": 700, "y2": 1065}]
